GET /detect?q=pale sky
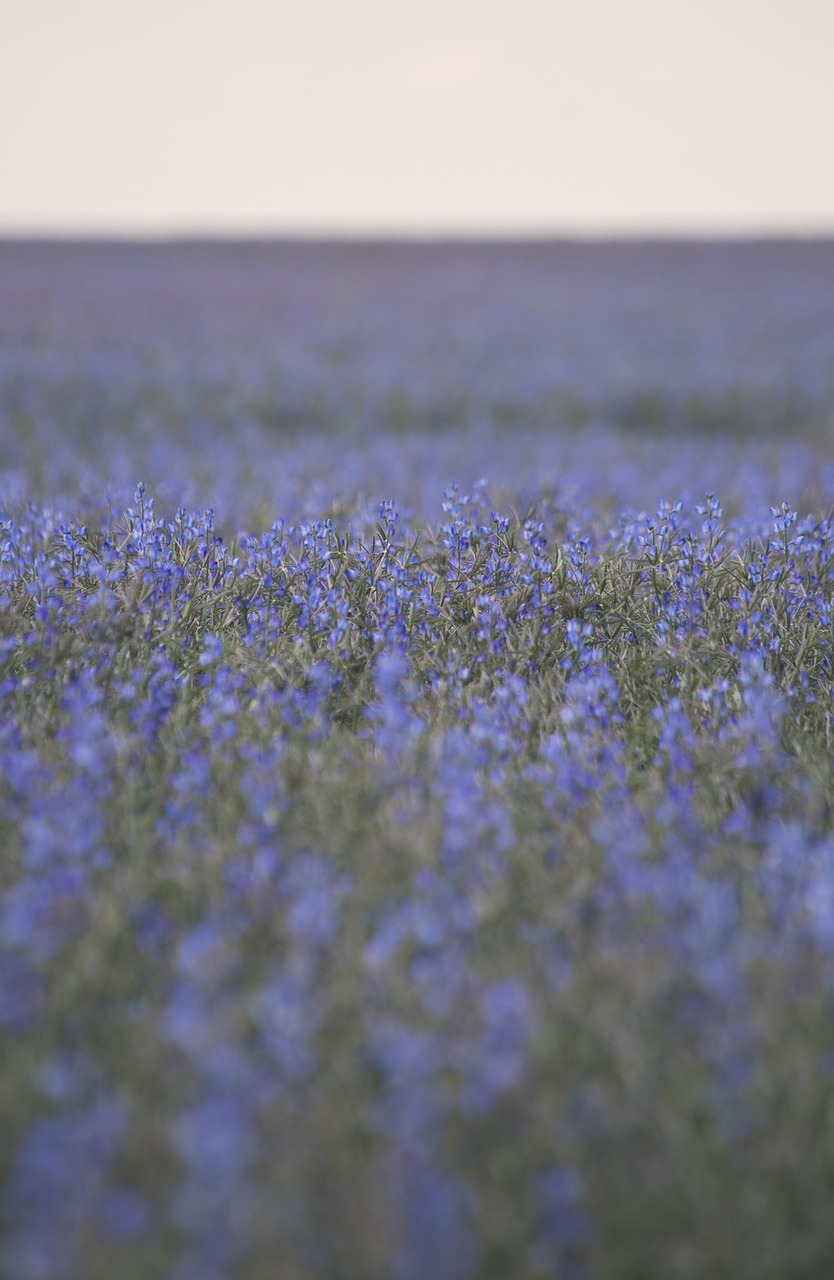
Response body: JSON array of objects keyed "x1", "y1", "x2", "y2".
[{"x1": 2, "y1": 0, "x2": 833, "y2": 235}]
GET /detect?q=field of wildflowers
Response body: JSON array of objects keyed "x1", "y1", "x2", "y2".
[{"x1": 2, "y1": 240, "x2": 834, "y2": 1279}]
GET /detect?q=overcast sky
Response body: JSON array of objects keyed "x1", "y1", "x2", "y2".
[{"x1": 2, "y1": 0, "x2": 833, "y2": 235}]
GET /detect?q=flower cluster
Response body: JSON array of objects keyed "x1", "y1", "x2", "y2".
[
  {"x1": 1, "y1": 474, "x2": 834, "y2": 1279},
  {"x1": 2, "y1": 240, "x2": 834, "y2": 1278}
]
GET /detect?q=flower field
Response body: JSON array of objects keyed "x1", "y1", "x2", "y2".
[{"x1": 2, "y1": 240, "x2": 834, "y2": 1279}]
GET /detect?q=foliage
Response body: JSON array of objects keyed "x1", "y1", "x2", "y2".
[
  {"x1": 2, "y1": 477, "x2": 834, "y2": 1279},
  {"x1": 2, "y1": 241, "x2": 834, "y2": 1278}
]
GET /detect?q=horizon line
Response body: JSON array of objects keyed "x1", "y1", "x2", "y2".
[{"x1": 2, "y1": 224, "x2": 834, "y2": 245}]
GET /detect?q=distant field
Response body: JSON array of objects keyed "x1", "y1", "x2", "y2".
[
  {"x1": 2, "y1": 242, "x2": 834, "y2": 1279},
  {"x1": 2, "y1": 239, "x2": 834, "y2": 522}
]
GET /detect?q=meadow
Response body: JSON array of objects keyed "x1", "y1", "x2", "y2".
[{"x1": 2, "y1": 239, "x2": 834, "y2": 1279}]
